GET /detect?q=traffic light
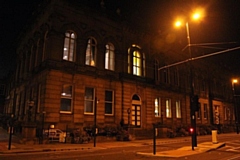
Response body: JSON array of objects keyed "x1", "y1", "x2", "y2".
[
  {"x1": 191, "y1": 95, "x2": 200, "y2": 112},
  {"x1": 189, "y1": 128, "x2": 194, "y2": 135}
]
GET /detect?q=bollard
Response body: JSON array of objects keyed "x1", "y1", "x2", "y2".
[
  {"x1": 153, "y1": 124, "x2": 156, "y2": 155},
  {"x1": 212, "y1": 130, "x2": 218, "y2": 144}
]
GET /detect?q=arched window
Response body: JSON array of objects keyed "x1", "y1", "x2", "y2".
[
  {"x1": 63, "y1": 31, "x2": 76, "y2": 61},
  {"x1": 85, "y1": 37, "x2": 97, "y2": 66},
  {"x1": 105, "y1": 43, "x2": 115, "y2": 70},
  {"x1": 128, "y1": 45, "x2": 145, "y2": 76}
]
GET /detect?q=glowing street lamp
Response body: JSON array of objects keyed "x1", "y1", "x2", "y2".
[
  {"x1": 174, "y1": 10, "x2": 204, "y2": 150},
  {"x1": 232, "y1": 79, "x2": 239, "y2": 134}
]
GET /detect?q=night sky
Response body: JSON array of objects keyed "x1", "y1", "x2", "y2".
[
  {"x1": 1, "y1": 0, "x2": 240, "y2": 79},
  {"x1": 0, "y1": 0, "x2": 42, "y2": 78}
]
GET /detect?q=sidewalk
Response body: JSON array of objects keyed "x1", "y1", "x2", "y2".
[{"x1": 0, "y1": 127, "x2": 228, "y2": 158}]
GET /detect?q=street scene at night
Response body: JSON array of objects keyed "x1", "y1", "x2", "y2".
[{"x1": 1, "y1": 0, "x2": 240, "y2": 160}]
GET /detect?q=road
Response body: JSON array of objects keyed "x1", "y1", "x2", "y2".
[{"x1": 1, "y1": 134, "x2": 240, "y2": 160}]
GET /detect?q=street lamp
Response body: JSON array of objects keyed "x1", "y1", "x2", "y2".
[
  {"x1": 8, "y1": 114, "x2": 14, "y2": 150},
  {"x1": 232, "y1": 79, "x2": 239, "y2": 134},
  {"x1": 174, "y1": 10, "x2": 203, "y2": 150}
]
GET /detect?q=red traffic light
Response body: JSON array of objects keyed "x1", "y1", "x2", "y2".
[{"x1": 189, "y1": 128, "x2": 194, "y2": 133}]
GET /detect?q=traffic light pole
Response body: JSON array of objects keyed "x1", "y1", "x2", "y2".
[{"x1": 187, "y1": 22, "x2": 197, "y2": 150}]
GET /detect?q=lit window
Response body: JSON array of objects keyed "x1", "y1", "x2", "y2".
[
  {"x1": 60, "y1": 85, "x2": 72, "y2": 113},
  {"x1": 63, "y1": 31, "x2": 76, "y2": 61},
  {"x1": 128, "y1": 45, "x2": 145, "y2": 76},
  {"x1": 176, "y1": 100, "x2": 181, "y2": 118},
  {"x1": 133, "y1": 51, "x2": 141, "y2": 75},
  {"x1": 105, "y1": 90, "x2": 114, "y2": 115},
  {"x1": 85, "y1": 38, "x2": 97, "y2": 66},
  {"x1": 84, "y1": 87, "x2": 95, "y2": 114},
  {"x1": 105, "y1": 43, "x2": 115, "y2": 70},
  {"x1": 154, "y1": 98, "x2": 161, "y2": 117},
  {"x1": 166, "y1": 99, "x2": 172, "y2": 118}
]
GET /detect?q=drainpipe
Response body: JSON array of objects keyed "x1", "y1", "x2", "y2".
[{"x1": 121, "y1": 78, "x2": 124, "y2": 124}]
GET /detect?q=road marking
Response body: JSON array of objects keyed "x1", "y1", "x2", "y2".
[
  {"x1": 227, "y1": 147, "x2": 240, "y2": 152},
  {"x1": 227, "y1": 155, "x2": 240, "y2": 160}
]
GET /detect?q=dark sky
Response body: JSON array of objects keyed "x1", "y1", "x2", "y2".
[
  {"x1": 0, "y1": 0, "x2": 42, "y2": 78},
  {"x1": 1, "y1": 0, "x2": 240, "y2": 79}
]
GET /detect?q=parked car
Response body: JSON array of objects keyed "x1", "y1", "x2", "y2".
[{"x1": 44, "y1": 129, "x2": 66, "y2": 139}]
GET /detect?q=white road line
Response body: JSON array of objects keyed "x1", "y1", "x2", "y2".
[{"x1": 227, "y1": 155, "x2": 240, "y2": 160}]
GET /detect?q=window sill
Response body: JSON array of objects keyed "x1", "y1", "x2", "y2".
[{"x1": 60, "y1": 111, "x2": 72, "y2": 114}]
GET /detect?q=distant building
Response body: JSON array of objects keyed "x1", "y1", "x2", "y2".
[
  {"x1": 0, "y1": 79, "x2": 6, "y2": 114},
  {"x1": 3, "y1": 0, "x2": 237, "y2": 139}
]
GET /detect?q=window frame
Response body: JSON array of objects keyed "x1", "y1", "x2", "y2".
[
  {"x1": 176, "y1": 100, "x2": 181, "y2": 118},
  {"x1": 154, "y1": 98, "x2": 161, "y2": 117},
  {"x1": 166, "y1": 98, "x2": 172, "y2": 118},
  {"x1": 85, "y1": 37, "x2": 97, "y2": 66},
  {"x1": 63, "y1": 31, "x2": 76, "y2": 62},
  {"x1": 60, "y1": 84, "x2": 73, "y2": 113},
  {"x1": 84, "y1": 87, "x2": 95, "y2": 114},
  {"x1": 104, "y1": 90, "x2": 114, "y2": 115},
  {"x1": 105, "y1": 43, "x2": 115, "y2": 70},
  {"x1": 203, "y1": 103, "x2": 208, "y2": 119},
  {"x1": 128, "y1": 45, "x2": 145, "y2": 77},
  {"x1": 197, "y1": 103, "x2": 201, "y2": 119}
]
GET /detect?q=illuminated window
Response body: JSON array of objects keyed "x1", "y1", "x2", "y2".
[
  {"x1": 84, "y1": 87, "x2": 95, "y2": 114},
  {"x1": 105, "y1": 43, "x2": 115, "y2": 70},
  {"x1": 166, "y1": 99, "x2": 172, "y2": 118},
  {"x1": 154, "y1": 98, "x2": 161, "y2": 117},
  {"x1": 60, "y1": 85, "x2": 72, "y2": 113},
  {"x1": 85, "y1": 37, "x2": 97, "y2": 66},
  {"x1": 105, "y1": 90, "x2": 114, "y2": 115},
  {"x1": 128, "y1": 45, "x2": 145, "y2": 76},
  {"x1": 63, "y1": 31, "x2": 76, "y2": 61},
  {"x1": 133, "y1": 51, "x2": 141, "y2": 75},
  {"x1": 176, "y1": 100, "x2": 181, "y2": 118}
]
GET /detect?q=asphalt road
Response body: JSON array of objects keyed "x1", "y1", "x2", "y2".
[{"x1": 1, "y1": 134, "x2": 240, "y2": 160}]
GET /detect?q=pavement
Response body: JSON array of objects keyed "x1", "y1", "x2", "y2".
[{"x1": 0, "y1": 127, "x2": 226, "y2": 158}]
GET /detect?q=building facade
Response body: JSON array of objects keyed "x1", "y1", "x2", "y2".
[{"x1": 4, "y1": 0, "x2": 237, "y2": 138}]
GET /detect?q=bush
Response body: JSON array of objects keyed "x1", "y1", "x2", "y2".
[{"x1": 116, "y1": 129, "x2": 130, "y2": 141}]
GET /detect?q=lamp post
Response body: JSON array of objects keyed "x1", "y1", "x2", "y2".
[
  {"x1": 40, "y1": 111, "x2": 46, "y2": 144},
  {"x1": 8, "y1": 114, "x2": 14, "y2": 150},
  {"x1": 93, "y1": 97, "x2": 99, "y2": 147},
  {"x1": 232, "y1": 79, "x2": 239, "y2": 134},
  {"x1": 175, "y1": 11, "x2": 203, "y2": 149}
]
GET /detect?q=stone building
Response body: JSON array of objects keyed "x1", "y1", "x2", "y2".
[{"x1": 3, "y1": 0, "x2": 237, "y2": 139}]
